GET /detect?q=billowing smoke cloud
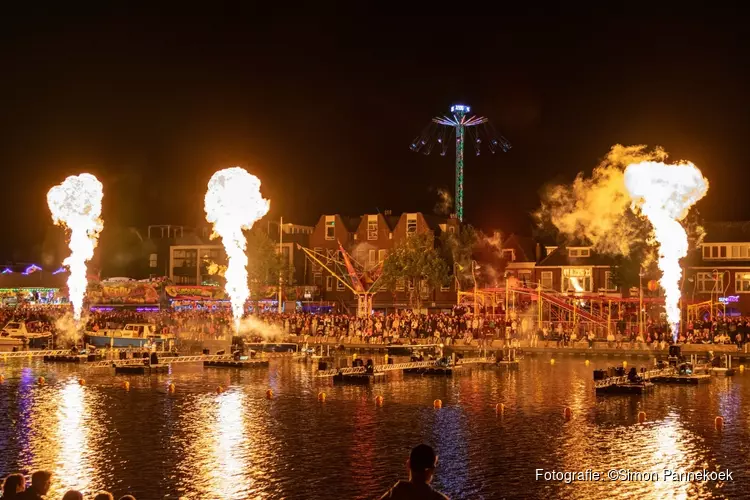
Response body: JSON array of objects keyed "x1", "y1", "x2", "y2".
[
  {"x1": 238, "y1": 315, "x2": 286, "y2": 340},
  {"x1": 477, "y1": 231, "x2": 504, "y2": 286},
  {"x1": 433, "y1": 188, "x2": 453, "y2": 216},
  {"x1": 536, "y1": 145, "x2": 667, "y2": 255},
  {"x1": 55, "y1": 312, "x2": 84, "y2": 347}
]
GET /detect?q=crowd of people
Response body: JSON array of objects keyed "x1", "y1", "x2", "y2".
[
  {"x1": 2, "y1": 445, "x2": 448, "y2": 500},
  {"x1": 1, "y1": 470, "x2": 135, "y2": 500},
  {"x1": 1, "y1": 304, "x2": 750, "y2": 349}
]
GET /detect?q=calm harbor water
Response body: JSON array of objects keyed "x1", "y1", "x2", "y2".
[{"x1": 0, "y1": 356, "x2": 747, "y2": 499}]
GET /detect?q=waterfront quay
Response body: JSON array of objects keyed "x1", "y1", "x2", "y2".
[{"x1": 284, "y1": 334, "x2": 748, "y2": 360}]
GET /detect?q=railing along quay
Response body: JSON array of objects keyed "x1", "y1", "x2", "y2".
[
  {"x1": 315, "y1": 360, "x2": 439, "y2": 377},
  {"x1": 1, "y1": 349, "x2": 72, "y2": 359},
  {"x1": 594, "y1": 367, "x2": 677, "y2": 389},
  {"x1": 86, "y1": 354, "x2": 241, "y2": 369}
]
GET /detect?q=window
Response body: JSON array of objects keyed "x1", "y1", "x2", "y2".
[
  {"x1": 326, "y1": 276, "x2": 334, "y2": 291},
  {"x1": 705, "y1": 244, "x2": 750, "y2": 260},
  {"x1": 603, "y1": 271, "x2": 616, "y2": 291},
  {"x1": 408, "y1": 279, "x2": 415, "y2": 290},
  {"x1": 541, "y1": 271, "x2": 553, "y2": 290},
  {"x1": 355, "y1": 248, "x2": 367, "y2": 264},
  {"x1": 369, "y1": 249, "x2": 376, "y2": 264},
  {"x1": 149, "y1": 253, "x2": 157, "y2": 268},
  {"x1": 367, "y1": 215, "x2": 378, "y2": 240},
  {"x1": 518, "y1": 270, "x2": 532, "y2": 287},
  {"x1": 440, "y1": 282, "x2": 451, "y2": 292},
  {"x1": 406, "y1": 214, "x2": 417, "y2": 235},
  {"x1": 313, "y1": 273, "x2": 322, "y2": 287},
  {"x1": 562, "y1": 268, "x2": 592, "y2": 292},
  {"x1": 173, "y1": 249, "x2": 197, "y2": 267},
  {"x1": 502, "y1": 249, "x2": 516, "y2": 262},
  {"x1": 736, "y1": 272, "x2": 750, "y2": 293},
  {"x1": 378, "y1": 249, "x2": 387, "y2": 263},
  {"x1": 568, "y1": 248, "x2": 590, "y2": 257},
  {"x1": 396, "y1": 279, "x2": 405, "y2": 291},
  {"x1": 326, "y1": 249, "x2": 337, "y2": 264},
  {"x1": 325, "y1": 216, "x2": 335, "y2": 240},
  {"x1": 312, "y1": 247, "x2": 323, "y2": 272},
  {"x1": 697, "y1": 272, "x2": 724, "y2": 293},
  {"x1": 336, "y1": 280, "x2": 345, "y2": 291},
  {"x1": 448, "y1": 226, "x2": 456, "y2": 234}
]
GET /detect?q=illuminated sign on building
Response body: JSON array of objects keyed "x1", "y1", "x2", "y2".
[{"x1": 718, "y1": 295, "x2": 740, "y2": 304}]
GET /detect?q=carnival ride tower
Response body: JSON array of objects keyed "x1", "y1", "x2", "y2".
[{"x1": 411, "y1": 104, "x2": 511, "y2": 222}]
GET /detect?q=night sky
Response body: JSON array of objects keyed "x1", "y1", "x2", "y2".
[{"x1": 1, "y1": 14, "x2": 748, "y2": 262}]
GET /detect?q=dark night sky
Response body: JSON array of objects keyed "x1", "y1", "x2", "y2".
[{"x1": 1, "y1": 14, "x2": 748, "y2": 261}]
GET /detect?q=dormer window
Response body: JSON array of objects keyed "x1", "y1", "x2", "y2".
[
  {"x1": 568, "y1": 248, "x2": 590, "y2": 257},
  {"x1": 406, "y1": 214, "x2": 417, "y2": 235},
  {"x1": 367, "y1": 215, "x2": 378, "y2": 240},
  {"x1": 325, "y1": 216, "x2": 335, "y2": 240},
  {"x1": 502, "y1": 249, "x2": 515, "y2": 262}
]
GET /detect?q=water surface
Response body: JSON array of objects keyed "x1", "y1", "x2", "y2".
[{"x1": 0, "y1": 356, "x2": 746, "y2": 499}]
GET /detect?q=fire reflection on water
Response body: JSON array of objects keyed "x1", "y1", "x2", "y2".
[
  {"x1": 55, "y1": 380, "x2": 91, "y2": 493},
  {"x1": 184, "y1": 390, "x2": 250, "y2": 499}
]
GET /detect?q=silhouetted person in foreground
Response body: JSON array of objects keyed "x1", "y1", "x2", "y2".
[
  {"x1": 2, "y1": 473, "x2": 26, "y2": 499},
  {"x1": 118, "y1": 495, "x2": 136, "y2": 500},
  {"x1": 381, "y1": 444, "x2": 448, "y2": 500},
  {"x1": 61, "y1": 491, "x2": 83, "y2": 500},
  {"x1": 18, "y1": 470, "x2": 51, "y2": 500},
  {"x1": 93, "y1": 492, "x2": 114, "y2": 500}
]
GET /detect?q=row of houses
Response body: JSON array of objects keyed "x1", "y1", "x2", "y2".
[
  {"x1": 156, "y1": 216, "x2": 750, "y2": 316},
  {"x1": 14, "y1": 215, "x2": 749, "y2": 315}
]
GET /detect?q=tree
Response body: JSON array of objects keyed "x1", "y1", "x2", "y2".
[
  {"x1": 380, "y1": 233, "x2": 448, "y2": 310},
  {"x1": 439, "y1": 225, "x2": 479, "y2": 290},
  {"x1": 245, "y1": 229, "x2": 292, "y2": 302}
]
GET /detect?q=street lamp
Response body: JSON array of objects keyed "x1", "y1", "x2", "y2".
[
  {"x1": 638, "y1": 267, "x2": 645, "y2": 337},
  {"x1": 504, "y1": 270, "x2": 510, "y2": 323},
  {"x1": 267, "y1": 217, "x2": 284, "y2": 314},
  {"x1": 471, "y1": 260, "x2": 479, "y2": 315}
]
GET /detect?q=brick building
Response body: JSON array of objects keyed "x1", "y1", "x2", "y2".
[
  {"x1": 501, "y1": 234, "x2": 539, "y2": 287},
  {"x1": 684, "y1": 221, "x2": 750, "y2": 316},
  {"x1": 306, "y1": 212, "x2": 460, "y2": 312},
  {"x1": 534, "y1": 244, "x2": 620, "y2": 296}
]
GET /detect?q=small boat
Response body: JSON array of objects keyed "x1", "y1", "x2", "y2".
[
  {"x1": 85, "y1": 323, "x2": 174, "y2": 348},
  {"x1": 2, "y1": 321, "x2": 52, "y2": 349}
]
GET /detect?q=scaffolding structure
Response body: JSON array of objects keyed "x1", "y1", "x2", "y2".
[
  {"x1": 457, "y1": 283, "x2": 666, "y2": 338},
  {"x1": 686, "y1": 299, "x2": 726, "y2": 323},
  {"x1": 297, "y1": 244, "x2": 382, "y2": 318}
]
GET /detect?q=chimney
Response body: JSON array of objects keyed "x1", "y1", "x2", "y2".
[
  {"x1": 536, "y1": 243, "x2": 541, "y2": 263},
  {"x1": 384, "y1": 210, "x2": 392, "y2": 216}
]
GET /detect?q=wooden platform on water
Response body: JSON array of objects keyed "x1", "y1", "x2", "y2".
[
  {"x1": 404, "y1": 366, "x2": 456, "y2": 376},
  {"x1": 203, "y1": 360, "x2": 269, "y2": 368},
  {"x1": 115, "y1": 364, "x2": 170, "y2": 375},
  {"x1": 332, "y1": 372, "x2": 386, "y2": 385},
  {"x1": 596, "y1": 381, "x2": 654, "y2": 395},
  {"x1": 650, "y1": 374, "x2": 711, "y2": 384},
  {"x1": 43, "y1": 354, "x2": 99, "y2": 363}
]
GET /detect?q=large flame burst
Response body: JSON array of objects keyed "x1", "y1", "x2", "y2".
[
  {"x1": 205, "y1": 168, "x2": 270, "y2": 332},
  {"x1": 624, "y1": 161, "x2": 708, "y2": 339},
  {"x1": 47, "y1": 174, "x2": 104, "y2": 322}
]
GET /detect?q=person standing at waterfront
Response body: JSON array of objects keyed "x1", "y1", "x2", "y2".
[
  {"x1": 381, "y1": 444, "x2": 448, "y2": 500},
  {"x1": 18, "y1": 471, "x2": 51, "y2": 500},
  {"x1": 1, "y1": 473, "x2": 25, "y2": 499}
]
